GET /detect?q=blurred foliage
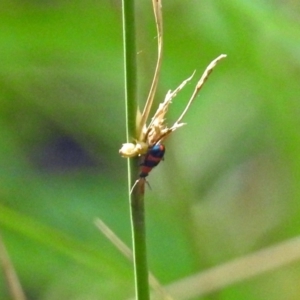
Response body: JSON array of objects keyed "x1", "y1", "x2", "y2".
[{"x1": 0, "y1": 0, "x2": 300, "y2": 299}]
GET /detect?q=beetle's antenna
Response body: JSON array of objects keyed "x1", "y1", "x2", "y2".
[{"x1": 145, "y1": 179, "x2": 152, "y2": 190}]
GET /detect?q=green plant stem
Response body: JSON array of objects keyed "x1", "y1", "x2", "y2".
[
  {"x1": 122, "y1": 1, "x2": 150, "y2": 300},
  {"x1": 130, "y1": 181, "x2": 149, "y2": 300}
]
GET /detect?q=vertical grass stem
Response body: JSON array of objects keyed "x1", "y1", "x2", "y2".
[{"x1": 122, "y1": 1, "x2": 150, "y2": 299}]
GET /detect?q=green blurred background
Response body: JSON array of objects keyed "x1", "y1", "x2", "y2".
[{"x1": 1, "y1": 0, "x2": 300, "y2": 299}]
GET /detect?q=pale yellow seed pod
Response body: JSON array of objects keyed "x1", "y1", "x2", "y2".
[{"x1": 119, "y1": 142, "x2": 148, "y2": 158}]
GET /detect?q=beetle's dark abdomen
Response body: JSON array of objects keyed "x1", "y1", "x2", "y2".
[{"x1": 139, "y1": 144, "x2": 165, "y2": 178}]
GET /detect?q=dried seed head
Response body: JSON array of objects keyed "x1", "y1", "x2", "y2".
[
  {"x1": 140, "y1": 71, "x2": 195, "y2": 146},
  {"x1": 119, "y1": 54, "x2": 227, "y2": 158},
  {"x1": 146, "y1": 119, "x2": 167, "y2": 146}
]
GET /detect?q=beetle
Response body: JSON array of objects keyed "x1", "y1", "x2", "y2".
[
  {"x1": 130, "y1": 144, "x2": 165, "y2": 194},
  {"x1": 139, "y1": 144, "x2": 165, "y2": 178}
]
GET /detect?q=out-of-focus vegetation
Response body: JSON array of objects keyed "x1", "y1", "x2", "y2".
[{"x1": 0, "y1": 0, "x2": 300, "y2": 299}]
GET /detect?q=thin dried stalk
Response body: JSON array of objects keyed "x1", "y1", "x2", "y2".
[
  {"x1": 0, "y1": 232, "x2": 27, "y2": 300},
  {"x1": 95, "y1": 219, "x2": 174, "y2": 300},
  {"x1": 157, "y1": 54, "x2": 227, "y2": 144},
  {"x1": 139, "y1": 0, "x2": 163, "y2": 140},
  {"x1": 164, "y1": 236, "x2": 300, "y2": 299},
  {"x1": 173, "y1": 54, "x2": 227, "y2": 127}
]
